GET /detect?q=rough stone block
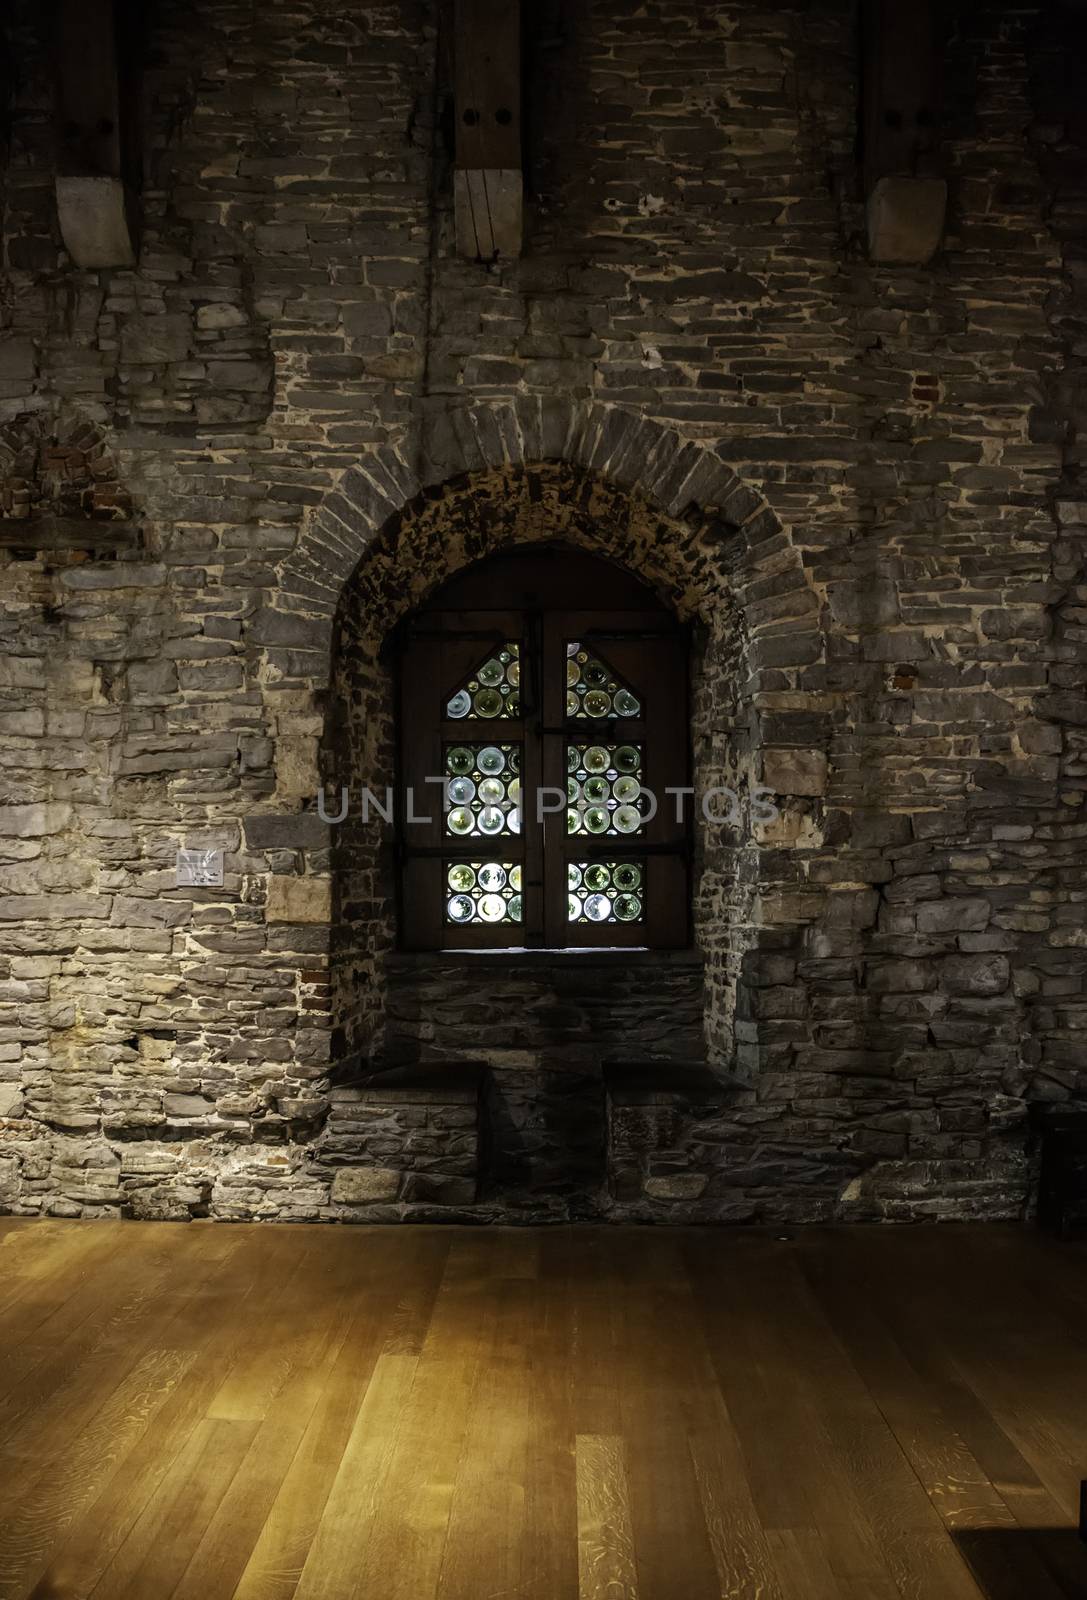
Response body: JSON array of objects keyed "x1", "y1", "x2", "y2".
[
  {"x1": 644, "y1": 1173, "x2": 709, "y2": 1201},
  {"x1": 128, "y1": 660, "x2": 178, "y2": 699},
  {"x1": 0, "y1": 804, "x2": 71, "y2": 838},
  {"x1": 941, "y1": 956, "x2": 1010, "y2": 997},
  {"x1": 0, "y1": 1085, "x2": 25, "y2": 1118},
  {"x1": 274, "y1": 736, "x2": 320, "y2": 800},
  {"x1": 244, "y1": 814, "x2": 330, "y2": 851},
  {"x1": 120, "y1": 315, "x2": 191, "y2": 365},
  {"x1": 916, "y1": 899, "x2": 992, "y2": 935},
  {"x1": 762, "y1": 749, "x2": 828, "y2": 797},
  {"x1": 195, "y1": 303, "x2": 248, "y2": 331},
  {"x1": 331, "y1": 1167, "x2": 401, "y2": 1204},
  {"x1": 60, "y1": 563, "x2": 167, "y2": 590},
  {"x1": 163, "y1": 1094, "x2": 214, "y2": 1118},
  {"x1": 867, "y1": 960, "x2": 934, "y2": 994},
  {"x1": 0, "y1": 895, "x2": 111, "y2": 921},
  {"x1": 248, "y1": 609, "x2": 328, "y2": 648},
  {"x1": 265, "y1": 876, "x2": 332, "y2": 924},
  {"x1": 110, "y1": 896, "x2": 193, "y2": 929}
]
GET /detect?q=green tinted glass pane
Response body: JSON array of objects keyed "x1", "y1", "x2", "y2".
[
  {"x1": 566, "y1": 743, "x2": 646, "y2": 837},
  {"x1": 443, "y1": 744, "x2": 522, "y2": 837},
  {"x1": 445, "y1": 643, "x2": 521, "y2": 720},
  {"x1": 566, "y1": 861, "x2": 645, "y2": 925},
  {"x1": 445, "y1": 862, "x2": 523, "y2": 925},
  {"x1": 565, "y1": 642, "x2": 641, "y2": 720}
]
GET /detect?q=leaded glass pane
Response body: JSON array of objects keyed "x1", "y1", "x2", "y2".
[
  {"x1": 567, "y1": 861, "x2": 645, "y2": 924},
  {"x1": 566, "y1": 742, "x2": 646, "y2": 836},
  {"x1": 565, "y1": 642, "x2": 641, "y2": 719},
  {"x1": 445, "y1": 642, "x2": 521, "y2": 720},
  {"x1": 446, "y1": 862, "x2": 523, "y2": 925},
  {"x1": 445, "y1": 743, "x2": 522, "y2": 837}
]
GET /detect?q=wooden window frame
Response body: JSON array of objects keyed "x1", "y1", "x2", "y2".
[{"x1": 395, "y1": 551, "x2": 690, "y2": 952}]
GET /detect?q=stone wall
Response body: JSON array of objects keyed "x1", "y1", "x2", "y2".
[
  {"x1": 0, "y1": 0, "x2": 1084, "y2": 1224},
  {"x1": 386, "y1": 951, "x2": 705, "y2": 1216}
]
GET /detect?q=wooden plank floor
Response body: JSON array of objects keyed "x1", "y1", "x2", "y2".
[{"x1": 0, "y1": 1223, "x2": 1085, "y2": 1600}]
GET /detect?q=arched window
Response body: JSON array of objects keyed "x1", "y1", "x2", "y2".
[{"x1": 396, "y1": 544, "x2": 689, "y2": 950}]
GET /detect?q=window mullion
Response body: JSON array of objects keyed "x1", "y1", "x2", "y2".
[{"x1": 539, "y1": 612, "x2": 568, "y2": 948}]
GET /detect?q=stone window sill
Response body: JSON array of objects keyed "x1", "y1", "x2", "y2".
[{"x1": 386, "y1": 947, "x2": 704, "y2": 972}]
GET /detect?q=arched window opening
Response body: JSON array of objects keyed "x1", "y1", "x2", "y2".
[{"x1": 395, "y1": 544, "x2": 690, "y2": 951}]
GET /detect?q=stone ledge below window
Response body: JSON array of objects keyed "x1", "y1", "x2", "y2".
[{"x1": 385, "y1": 947, "x2": 704, "y2": 973}]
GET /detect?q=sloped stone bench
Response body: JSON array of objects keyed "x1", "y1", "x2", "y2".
[
  {"x1": 318, "y1": 1063, "x2": 484, "y2": 1211},
  {"x1": 604, "y1": 1061, "x2": 739, "y2": 1207}
]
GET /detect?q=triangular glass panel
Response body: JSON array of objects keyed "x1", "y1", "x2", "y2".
[
  {"x1": 444, "y1": 642, "x2": 521, "y2": 720},
  {"x1": 565, "y1": 642, "x2": 642, "y2": 719}
]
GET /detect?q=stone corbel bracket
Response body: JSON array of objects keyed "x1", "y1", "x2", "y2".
[
  {"x1": 453, "y1": 0, "x2": 522, "y2": 260},
  {"x1": 54, "y1": 0, "x2": 140, "y2": 269},
  {"x1": 55, "y1": 175, "x2": 137, "y2": 270},
  {"x1": 862, "y1": 0, "x2": 947, "y2": 266},
  {"x1": 867, "y1": 175, "x2": 947, "y2": 268}
]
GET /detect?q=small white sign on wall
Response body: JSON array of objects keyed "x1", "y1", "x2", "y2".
[{"x1": 176, "y1": 848, "x2": 224, "y2": 888}]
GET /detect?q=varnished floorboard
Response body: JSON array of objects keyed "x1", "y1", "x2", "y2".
[{"x1": 0, "y1": 1222, "x2": 1084, "y2": 1600}]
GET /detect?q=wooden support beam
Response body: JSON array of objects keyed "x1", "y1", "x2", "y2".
[
  {"x1": 862, "y1": 0, "x2": 946, "y2": 265},
  {"x1": 55, "y1": 0, "x2": 139, "y2": 268},
  {"x1": 453, "y1": 0, "x2": 522, "y2": 260}
]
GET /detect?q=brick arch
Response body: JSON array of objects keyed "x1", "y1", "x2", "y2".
[
  {"x1": 0, "y1": 407, "x2": 132, "y2": 522},
  {"x1": 255, "y1": 400, "x2": 821, "y2": 687},
  {"x1": 254, "y1": 405, "x2": 832, "y2": 1085}
]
